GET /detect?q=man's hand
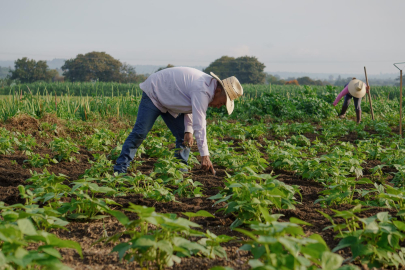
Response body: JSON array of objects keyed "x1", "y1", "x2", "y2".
[
  {"x1": 201, "y1": 156, "x2": 216, "y2": 175},
  {"x1": 184, "y1": 132, "x2": 194, "y2": 147},
  {"x1": 366, "y1": 85, "x2": 370, "y2": 93}
]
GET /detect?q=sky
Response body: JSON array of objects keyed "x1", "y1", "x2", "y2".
[{"x1": 1, "y1": 0, "x2": 405, "y2": 74}]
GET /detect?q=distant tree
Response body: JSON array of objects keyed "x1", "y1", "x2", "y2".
[
  {"x1": 135, "y1": 74, "x2": 148, "y2": 83},
  {"x1": 9, "y1": 57, "x2": 54, "y2": 83},
  {"x1": 49, "y1": 69, "x2": 65, "y2": 82},
  {"x1": 204, "y1": 56, "x2": 266, "y2": 84},
  {"x1": 156, "y1": 64, "x2": 175, "y2": 72},
  {"x1": 233, "y1": 56, "x2": 266, "y2": 84},
  {"x1": 285, "y1": 79, "x2": 299, "y2": 85},
  {"x1": 266, "y1": 73, "x2": 285, "y2": 85},
  {"x1": 203, "y1": 56, "x2": 235, "y2": 79},
  {"x1": 120, "y1": 63, "x2": 138, "y2": 83},
  {"x1": 297, "y1": 76, "x2": 324, "y2": 86},
  {"x1": 62, "y1": 52, "x2": 122, "y2": 82},
  {"x1": 334, "y1": 76, "x2": 353, "y2": 86},
  {"x1": 47, "y1": 69, "x2": 59, "y2": 80}
]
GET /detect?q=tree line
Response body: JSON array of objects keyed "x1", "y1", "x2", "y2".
[{"x1": 1, "y1": 51, "x2": 347, "y2": 86}]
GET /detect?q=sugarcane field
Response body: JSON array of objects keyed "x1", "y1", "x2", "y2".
[{"x1": 1, "y1": 1, "x2": 405, "y2": 270}]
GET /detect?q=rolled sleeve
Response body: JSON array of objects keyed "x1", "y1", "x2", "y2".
[
  {"x1": 184, "y1": 114, "x2": 194, "y2": 133},
  {"x1": 191, "y1": 91, "x2": 210, "y2": 156}
]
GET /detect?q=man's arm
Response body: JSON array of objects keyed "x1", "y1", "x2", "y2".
[
  {"x1": 191, "y1": 91, "x2": 215, "y2": 174},
  {"x1": 333, "y1": 86, "x2": 349, "y2": 106},
  {"x1": 184, "y1": 114, "x2": 193, "y2": 133},
  {"x1": 184, "y1": 114, "x2": 194, "y2": 147}
]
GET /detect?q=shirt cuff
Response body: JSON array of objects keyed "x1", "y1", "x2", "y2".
[
  {"x1": 199, "y1": 145, "x2": 209, "y2": 156},
  {"x1": 185, "y1": 126, "x2": 194, "y2": 133}
]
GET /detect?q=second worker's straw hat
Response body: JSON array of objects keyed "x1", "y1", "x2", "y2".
[{"x1": 348, "y1": 79, "x2": 366, "y2": 98}]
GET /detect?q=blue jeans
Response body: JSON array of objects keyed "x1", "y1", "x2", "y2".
[{"x1": 114, "y1": 92, "x2": 190, "y2": 174}]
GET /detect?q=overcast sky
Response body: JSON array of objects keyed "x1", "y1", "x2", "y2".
[{"x1": 1, "y1": 0, "x2": 404, "y2": 74}]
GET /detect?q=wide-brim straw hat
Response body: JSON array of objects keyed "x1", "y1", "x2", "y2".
[
  {"x1": 210, "y1": 72, "x2": 243, "y2": 115},
  {"x1": 348, "y1": 79, "x2": 366, "y2": 98}
]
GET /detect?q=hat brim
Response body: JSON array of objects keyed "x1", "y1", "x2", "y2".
[{"x1": 210, "y1": 72, "x2": 234, "y2": 115}]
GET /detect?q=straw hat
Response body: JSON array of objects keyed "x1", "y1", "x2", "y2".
[
  {"x1": 210, "y1": 72, "x2": 243, "y2": 115},
  {"x1": 348, "y1": 79, "x2": 366, "y2": 98}
]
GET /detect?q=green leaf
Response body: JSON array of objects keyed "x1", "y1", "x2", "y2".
[
  {"x1": 41, "y1": 247, "x2": 62, "y2": 259},
  {"x1": 337, "y1": 265, "x2": 361, "y2": 270},
  {"x1": 309, "y1": 233, "x2": 328, "y2": 249},
  {"x1": 90, "y1": 215, "x2": 110, "y2": 220},
  {"x1": 0, "y1": 251, "x2": 6, "y2": 266},
  {"x1": 321, "y1": 251, "x2": 343, "y2": 270},
  {"x1": 112, "y1": 242, "x2": 132, "y2": 260},
  {"x1": 248, "y1": 259, "x2": 264, "y2": 268},
  {"x1": 46, "y1": 234, "x2": 83, "y2": 258},
  {"x1": 133, "y1": 235, "x2": 156, "y2": 248},
  {"x1": 108, "y1": 210, "x2": 129, "y2": 225},
  {"x1": 233, "y1": 228, "x2": 258, "y2": 241},
  {"x1": 332, "y1": 236, "x2": 358, "y2": 252},
  {"x1": 17, "y1": 219, "x2": 37, "y2": 236},
  {"x1": 157, "y1": 240, "x2": 173, "y2": 254},
  {"x1": 290, "y1": 217, "x2": 312, "y2": 226},
  {"x1": 393, "y1": 220, "x2": 405, "y2": 232},
  {"x1": 182, "y1": 210, "x2": 215, "y2": 219},
  {"x1": 104, "y1": 198, "x2": 121, "y2": 206},
  {"x1": 376, "y1": 212, "x2": 390, "y2": 223}
]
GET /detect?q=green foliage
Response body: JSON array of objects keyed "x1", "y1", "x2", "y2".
[
  {"x1": 322, "y1": 205, "x2": 405, "y2": 269},
  {"x1": 0, "y1": 202, "x2": 69, "y2": 232},
  {"x1": 203, "y1": 56, "x2": 266, "y2": 84},
  {"x1": 22, "y1": 169, "x2": 71, "y2": 207},
  {"x1": 62, "y1": 51, "x2": 143, "y2": 83},
  {"x1": 23, "y1": 153, "x2": 58, "y2": 168},
  {"x1": 9, "y1": 57, "x2": 56, "y2": 83},
  {"x1": 81, "y1": 154, "x2": 113, "y2": 178},
  {"x1": 62, "y1": 51, "x2": 122, "y2": 82},
  {"x1": 84, "y1": 128, "x2": 115, "y2": 151},
  {"x1": 156, "y1": 64, "x2": 175, "y2": 72},
  {"x1": 235, "y1": 207, "x2": 353, "y2": 270},
  {"x1": 210, "y1": 169, "x2": 300, "y2": 228},
  {"x1": 0, "y1": 128, "x2": 17, "y2": 155},
  {"x1": 100, "y1": 204, "x2": 229, "y2": 270},
  {"x1": 49, "y1": 137, "x2": 79, "y2": 162},
  {"x1": 0, "y1": 219, "x2": 82, "y2": 270},
  {"x1": 0, "y1": 203, "x2": 82, "y2": 270},
  {"x1": 297, "y1": 76, "x2": 325, "y2": 86}
]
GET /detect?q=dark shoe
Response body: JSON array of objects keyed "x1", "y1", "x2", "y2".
[
  {"x1": 356, "y1": 110, "x2": 362, "y2": 124},
  {"x1": 338, "y1": 105, "x2": 349, "y2": 119}
]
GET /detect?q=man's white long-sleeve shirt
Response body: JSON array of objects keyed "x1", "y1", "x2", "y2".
[{"x1": 139, "y1": 67, "x2": 217, "y2": 156}]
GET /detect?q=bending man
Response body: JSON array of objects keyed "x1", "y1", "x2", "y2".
[
  {"x1": 333, "y1": 78, "x2": 370, "y2": 124},
  {"x1": 114, "y1": 67, "x2": 243, "y2": 174}
]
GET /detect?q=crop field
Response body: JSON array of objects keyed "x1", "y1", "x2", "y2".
[{"x1": 1, "y1": 83, "x2": 405, "y2": 269}]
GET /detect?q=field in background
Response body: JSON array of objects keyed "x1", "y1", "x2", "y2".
[{"x1": 0, "y1": 81, "x2": 402, "y2": 99}]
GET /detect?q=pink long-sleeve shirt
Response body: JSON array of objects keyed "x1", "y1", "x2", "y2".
[
  {"x1": 333, "y1": 86, "x2": 349, "y2": 106},
  {"x1": 139, "y1": 67, "x2": 217, "y2": 156}
]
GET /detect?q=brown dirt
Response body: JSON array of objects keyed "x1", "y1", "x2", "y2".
[{"x1": 5, "y1": 114, "x2": 40, "y2": 133}]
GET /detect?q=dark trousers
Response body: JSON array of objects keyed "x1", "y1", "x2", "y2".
[
  {"x1": 343, "y1": 93, "x2": 361, "y2": 111},
  {"x1": 113, "y1": 92, "x2": 189, "y2": 174}
]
